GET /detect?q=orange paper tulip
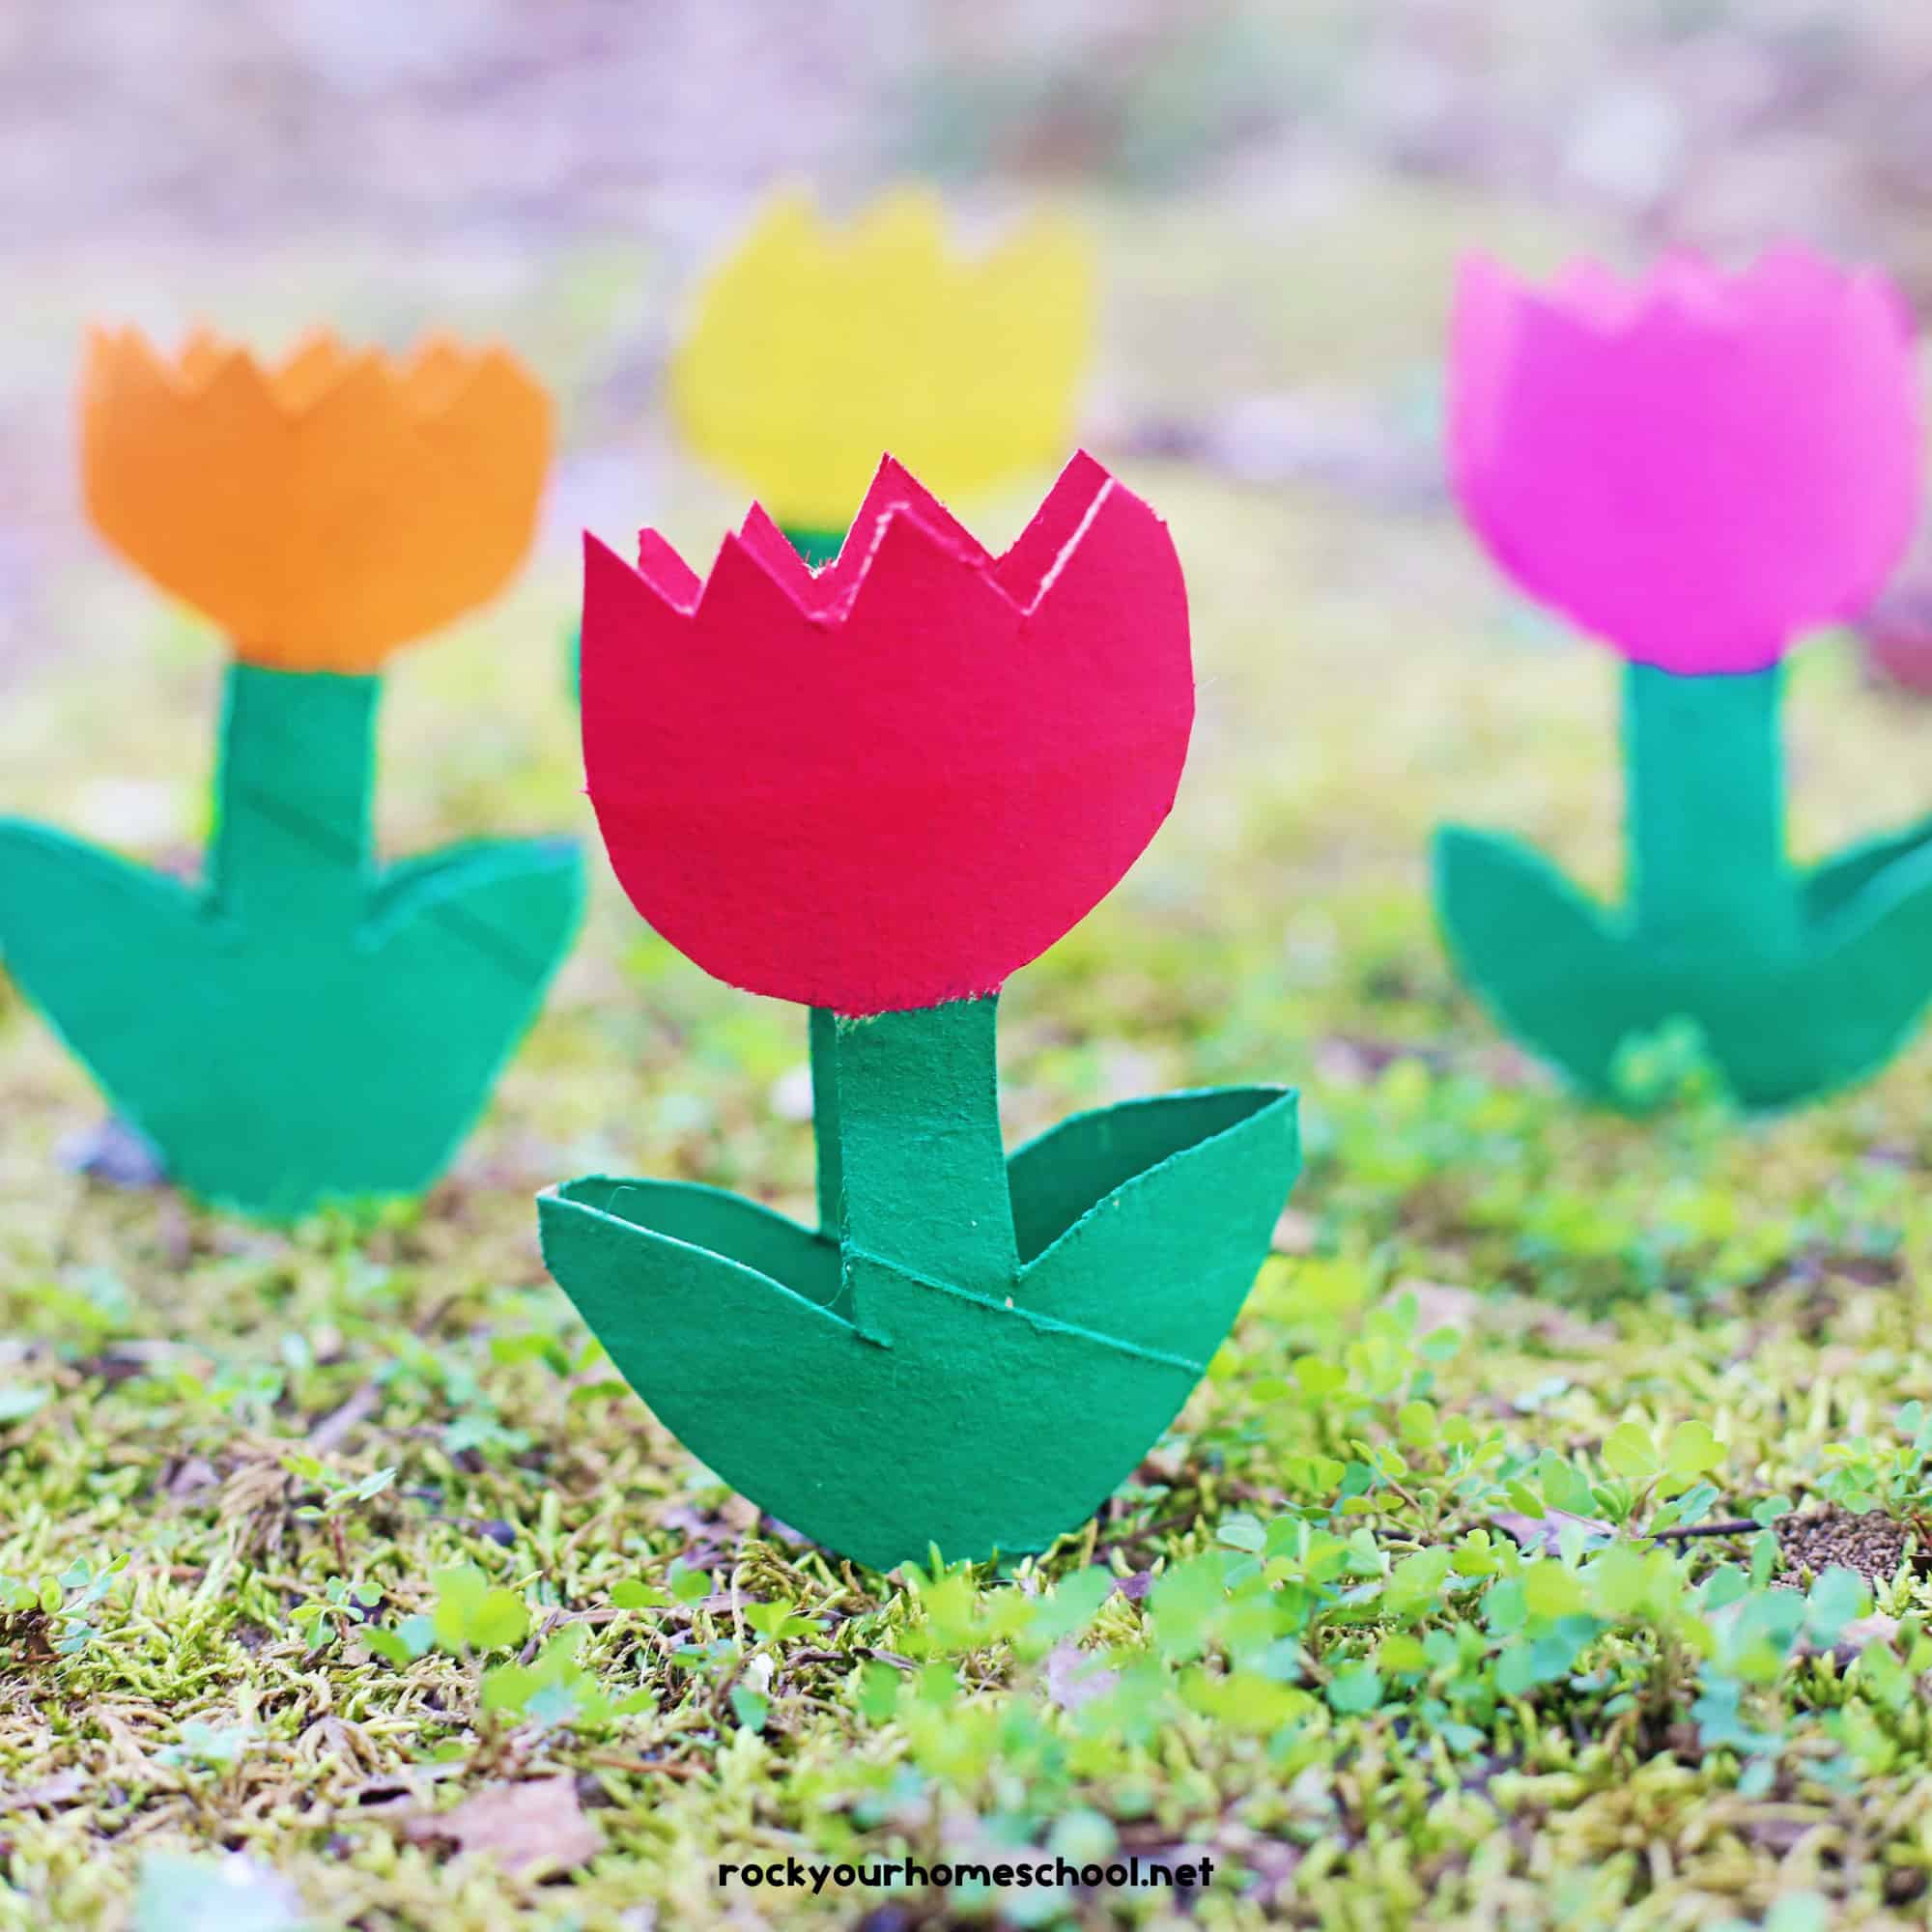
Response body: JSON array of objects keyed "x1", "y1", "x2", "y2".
[{"x1": 81, "y1": 326, "x2": 552, "y2": 672}]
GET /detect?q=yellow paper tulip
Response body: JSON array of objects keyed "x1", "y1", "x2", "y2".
[{"x1": 669, "y1": 186, "x2": 1093, "y2": 533}]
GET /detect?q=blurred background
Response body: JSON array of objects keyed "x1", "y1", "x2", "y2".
[
  {"x1": 11, "y1": 0, "x2": 1932, "y2": 1175},
  {"x1": 7, "y1": 0, "x2": 1932, "y2": 672}
]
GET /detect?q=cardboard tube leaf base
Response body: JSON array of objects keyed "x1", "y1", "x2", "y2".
[
  {"x1": 539, "y1": 994, "x2": 1300, "y2": 1572},
  {"x1": 0, "y1": 661, "x2": 584, "y2": 1219},
  {"x1": 1435, "y1": 663, "x2": 1932, "y2": 1110}
]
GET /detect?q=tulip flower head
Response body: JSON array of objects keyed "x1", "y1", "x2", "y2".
[
  {"x1": 582, "y1": 452, "x2": 1193, "y2": 1014},
  {"x1": 669, "y1": 187, "x2": 1093, "y2": 534},
  {"x1": 1451, "y1": 245, "x2": 1921, "y2": 674},
  {"x1": 82, "y1": 325, "x2": 552, "y2": 672}
]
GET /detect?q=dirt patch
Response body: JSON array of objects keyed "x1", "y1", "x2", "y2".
[{"x1": 1775, "y1": 1506, "x2": 1917, "y2": 1587}]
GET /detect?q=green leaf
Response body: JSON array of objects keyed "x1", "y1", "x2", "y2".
[
  {"x1": 1520, "y1": 1561, "x2": 1586, "y2": 1620},
  {"x1": 1216, "y1": 1513, "x2": 1266, "y2": 1553},
  {"x1": 1324, "y1": 1662, "x2": 1381, "y2": 1715},
  {"x1": 135, "y1": 1852, "x2": 303, "y2": 1932},
  {"x1": 1023, "y1": 1565, "x2": 1115, "y2": 1652},
  {"x1": 1494, "y1": 1643, "x2": 1539, "y2": 1698},
  {"x1": 742, "y1": 1601, "x2": 793, "y2": 1639},
  {"x1": 1293, "y1": 1357, "x2": 1347, "y2": 1400},
  {"x1": 480, "y1": 1662, "x2": 536, "y2": 1716},
  {"x1": 1602, "y1": 1422, "x2": 1658, "y2": 1482},
  {"x1": 1582, "y1": 1545, "x2": 1651, "y2": 1617},
  {"x1": 1377, "y1": 1633, "x2": 1429, "y2": 1677},
  {"x1": 467, "y1": 1591, "x2": 530, "y2": 1653},
  {"x1": 429, "y1": 1564, "x2": 528, "y2": 1654},
  {"x1": 1538, "y1": 1454, "x2": 1596, "y2": 1517},
  {"x1": 611, "y1": 1579, "x2": 669, "y2": 1611},
  {"x1": 1396, "y1": 1401, "x2": 1437, "y2": 1447},
  {"x1": 1805, "y1": 1566, "x2": 1870, "y2": 1641},
  {"x1": 857, "y1": 1660, "x2": 901, "y2": 1723},
  {"x1": 362, "y1": 1627, "x2": 414, "y2": 1667},
  {"x1": 669, "y1": 1563, "x2": 712, "y2": 1605},
  {"x1": 1663, "y1": 1421, "x2": 1721, "y2": 1481},
  {"x1": 1855, "y1": 1640, "x2": 1912, "y2": 1711},
  {"x1": 1384, "y1": 1548, "x2": 1453, "y2": 1615},
  {"x1": 1763, "y1": 1895, "x2": 1832, "y2": 1932}
]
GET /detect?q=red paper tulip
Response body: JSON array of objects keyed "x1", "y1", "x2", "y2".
[
  {"x1": 1452, "y1": 245, "x2": 1921, "y2": 674},
  {"x1": 582, "y1": 452, "x2": 1193, "y2": 1013}
]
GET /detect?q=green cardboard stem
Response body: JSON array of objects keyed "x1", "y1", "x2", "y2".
[
  {"x1": 1435, "y1": 659, "x2": 1932, "y2": 1110},
  {"x1": 823, "y1": 999, "x2": 1018, "y2": 1339},
  {"x1": 1626, "y1": 664, "x2": 1797, "y2": 958},
  {"x1": 214, "y1": 660, "x2": 379, "y2": 920},
  {"x1": 0, "y1": 660, "x2": 583, "y2": 1218},
  {"x1": 807, "y1": 1007, "x2": 842, "y2": 1233},
  {"x1": 782, "y1": 526, "x2": 846, "y2": 568},
  {"x1": 539, "y1": 991, "x2": 1301, "y2": 1571}
]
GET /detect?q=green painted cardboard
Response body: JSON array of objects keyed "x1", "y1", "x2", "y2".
[
  {"x1": 0, "y1": 661, "x2": 583, "y2": 1218},
  {"x1": 540, "y1": 993, "x2": 1299, "y2": 1571},
  {"x1": 807, "y1": 1006, "x2": 842, "y2": 1233},
  {"x1": 1435, "y1": 662, "x2": 1932, "y2": 1109},
  {"x1": 781, "y1": 526, "x2": 845, "y2": 568}
]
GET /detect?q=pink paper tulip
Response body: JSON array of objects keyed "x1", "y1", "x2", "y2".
[{"x1": 1451, "y1": 246, "x2": 1922, "y2": 674}]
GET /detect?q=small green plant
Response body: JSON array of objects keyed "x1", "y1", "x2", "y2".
[
  {"x1": 481, "y1": 1620, "x2": 654, "y2": 1729},
  {"x1": 0, "y1": 1554, "x2": 128, "y2": 1656}
]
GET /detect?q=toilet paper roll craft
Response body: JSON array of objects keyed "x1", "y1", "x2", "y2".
[
  {"x1": 539, "y1": 452, "x2": 1300, "y2": 1570},
  {"x1": 0, "y1": 327, "x2": 584, "y2": 1218},
  {"x1": 1434, "y1": 246, "x2": 1932, "y2": 1109}
]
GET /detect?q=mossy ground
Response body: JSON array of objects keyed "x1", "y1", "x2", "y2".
[{"x1": 8, "y1": 188, "x2": 1932, "y2": 1930}]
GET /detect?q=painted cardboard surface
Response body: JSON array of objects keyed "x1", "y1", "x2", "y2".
[
  {"x1": 1436, "y1": 663, "x2": 1932, "y2": 1108},
  {"x1": 581, "y1": 452, "x2": 1194, "y2": 1013},
  {"x1": 82, "y1": 325, "x2": 551, "y2": 671},
  {"x1": 1451, "y1": 248, "x2": 1920, "y2": 676},
  {"x1": 0, "y1": 664, "x2": 582, "y2": 1217},
  {"x1": 550, "y1": 454, "x2": 1297, "y2": 1565},
  {"x1": 541, "y1": 996, "x2": 1299, "y2": 1571}
]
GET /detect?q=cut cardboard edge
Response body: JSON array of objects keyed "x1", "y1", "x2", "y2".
[
  {"x1": 1007, "y1": 1083, "x2": 1293, "y2": 1266},
  {"x1": 540, "y1": 1177, "x2": 852, "y2": 1335},
  {"x1": 1806, "y1": 808, "x2": 1932, "y2": 941},
  {"x1": 0, "y1": 813, "x2": 587, "y2": 1222},
  {"x1": 1433, "y1": 816, "x2": 1932, "y2": 1111},
  {"x1": 539, "y1": 1081, "x2": 1297, "y2": 1357}
]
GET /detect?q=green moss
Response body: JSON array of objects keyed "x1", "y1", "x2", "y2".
[{"x1": 9, "y1": 202, "x2": 1932, "y2": 1929}]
